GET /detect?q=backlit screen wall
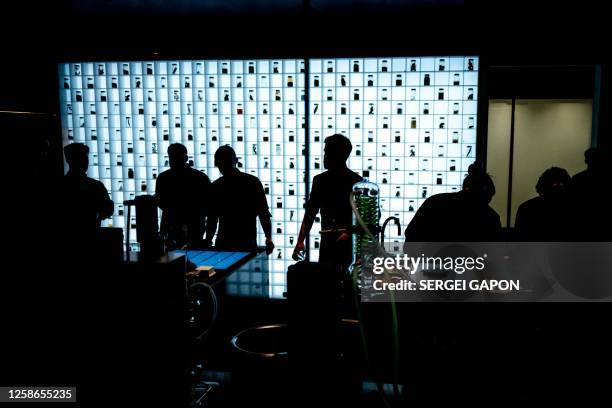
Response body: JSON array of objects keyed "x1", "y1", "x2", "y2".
[
  {"x1": 58, "y1": 56, "x2": 478, "y2": 298},
  {"x1": 307, "y1": 57, "x2": 478, "y2": 259}
]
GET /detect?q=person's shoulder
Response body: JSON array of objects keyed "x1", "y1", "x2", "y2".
[
  {"x1": 312, "y1": 172, "x2": 325, "y2": 182},
  {"x1": 518, "y1": 196, "x2": 542, "y2": 211},
  {"x1": 188, "y1": 167, "x2": 211, "y2": 182},
  {"x1": 479, "y1": 203, "x2": 501, "y2": 227},
  {"x1": 241, "y1": 172, "x2": 262, "y2": 184},
  {"x1": 86, "y1": 176, "x2": 108, "y2": 192},
  {"x1": 428, "y1": 192, "x2": 455, "y2": 203},
  {"x1": 157, "y1": 169, "x2": 171, "y2": 180},
  {"x1": 572, "y1": 169, "x2": 588, "y2": 179},
  {"x1": 211, "y1": 175, "x2": 224, "y2": 186},
  {"x1": 312, "y1": 172, "x2": 326, "y2": 183},
  {"x1": 485, "y1": 204, "x2": 501, "y2": 220},
  {"x1": 571, "y1": 169, "x2": 590, "y2": 184},
  {"x1": 347, "y1": 169, "x2": 363, "y2": 183},
  {"x1": 417, "y1": 192, "x2": 450, "y2": 212}
]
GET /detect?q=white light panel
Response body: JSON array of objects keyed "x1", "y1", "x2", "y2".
[{"x1": 308, "y1": 57, "x2": 478, "y2": 256}]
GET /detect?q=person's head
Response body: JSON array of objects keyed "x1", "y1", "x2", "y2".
[
  {"x1": 64, "y1": 142, "x2": 89, "y2": 174},
  {"x1": 462, "y1": 162, "x2": 495, "y2": 204},
  {"x1": 168, "y1": 143, "x2": 188, "y2": 170},
  {"x1": 584, "y1": 147, "x2": 603, "y2": 170},
  {"x1": 535, "y1": 167, "x2": 570, "y2": 198},
  {"x1": 214, "y1": 145, "x2": 238, "y2": 175},
  {"x1": 323, "y1": 133, "x2": 352, "y2": 169}
]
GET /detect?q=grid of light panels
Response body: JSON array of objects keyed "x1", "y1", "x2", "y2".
[
  {"x1": 308, "y1": 57, "x2": 478, "y2": 256},
  {"x1": 58, "y1": 56, "x2": 478, "y2": 299}
]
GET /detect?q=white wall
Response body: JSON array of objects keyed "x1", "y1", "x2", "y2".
[
  {"x1": 487, "y1": 100, "x2": 593, "y2": 227},
  {"x1": 486, "y1": 100, "x2": 512, "y2": 226}
]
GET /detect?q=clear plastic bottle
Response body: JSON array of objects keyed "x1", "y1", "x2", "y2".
[{"x1": 352, "y1": 178, "x2": 380, "y2": 265}]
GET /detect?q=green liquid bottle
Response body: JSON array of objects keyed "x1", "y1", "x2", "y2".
[{"x1": 352, "y1": 179, "x2": 380, "y2": 265}]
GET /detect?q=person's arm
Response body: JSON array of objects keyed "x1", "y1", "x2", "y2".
[
  {"x1": 204, "y1": 182, "x2": 217, "y2": 246},
  {"x1": 292, "y1": 176, "x2": 321, "y2": 260},
  {"x1": 514, "y1": 203, "x2": 527, "y2": 239},
  {"x1": 259, "y1": 210, "x2": 274, "y2": 255},
  {"x1": 205, "y1": 213, "x2": 218, "y2": 247},
  {"x1": 492, "y1": 213, "x2": 502, "y2": 241},
  {"x1": 155, "y1": 173, "x2": 169, "y2": 211},
  {"x1": 292, "y1": 210, "x2": 316, "y2": 260},
  {"x1": 254, "y1": 179, "x2": 274, "y2": 255},
  {"x1": 97, "y1": 181, "x2": 114, "y2": 220},
  {"x1": 200, "y1": 174, "x2": 212, "y2": 246}
]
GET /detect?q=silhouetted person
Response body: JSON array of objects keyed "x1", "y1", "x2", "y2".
[
  {"x1": 570, "y1": 147, "x2": 610, "y2": 240},
  {"x1": 293, "y1": 134, "x2": 362, "y2": 267},
  {"x1": 206, "y1": 145, "x2": 274, "y2": 254},
  {"x1": 156, "y1": 143, "x2": 211, "y2": 248},
  {"x1": 571, "y1": 147, "x2": 604, "y2": 194},
  {"x1": 404, "y1": 163, "x2": 500, "y2": 243},
  {"x1": 515, "y1": 167, "x2": 571, "y2": 241},
  {"x1": 60, "y1": 143, "x2": 113, "y2": 242}
]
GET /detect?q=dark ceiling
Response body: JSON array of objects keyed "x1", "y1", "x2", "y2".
[
  {"x1": 62, "y1": 0, "x2": 465, "y2": 15},
  {"x1": 0, "y1": 0, "x2": 608, "y2": 114},
  {"x1": 2, "y1": 0, "x2": 607, "y2": 64}
]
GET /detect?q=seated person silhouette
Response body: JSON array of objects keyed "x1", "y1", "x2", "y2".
[
  {"x1": 515, "y1": 167, "x2": 571, "y2": 241},
  {"x1": 156, "y1": 143, "x2": 211, "y2": 248},
  {"x1": 292, "y1": 134, "x2": 362, "y2": 268},
  {"x1": 404, "y1": 163, "x2": 500, "y2": 243},
  {"x1": 569, "y1": 147, "x2": 610, "y2": 240},
  {"x1": 206, "y1": 145, "x2": 274, "y2": 254},
  {"x1": 60, "y1": 143, "x2": 114, "y2": 241}
]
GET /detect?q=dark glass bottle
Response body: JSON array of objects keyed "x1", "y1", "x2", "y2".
[{"x1": 467, "y1": 88, "x2": 474, "y2": 100}]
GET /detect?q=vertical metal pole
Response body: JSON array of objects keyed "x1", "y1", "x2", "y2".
[
  {"x1": 476, "y1": 56, "x2": 489, "y2": 169},
  {"x1": 304, "y1": 57, "x2": 311, "y2": 261},
  {"x1": 592, "y1": 64, "x2": 602, "y2": 147},
  {"x1": 125, "y1": 202, "x2": 131, "y2": 257},
  {"x1": 506, "y1": 98, "x2": 517, "y2": 228}
]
